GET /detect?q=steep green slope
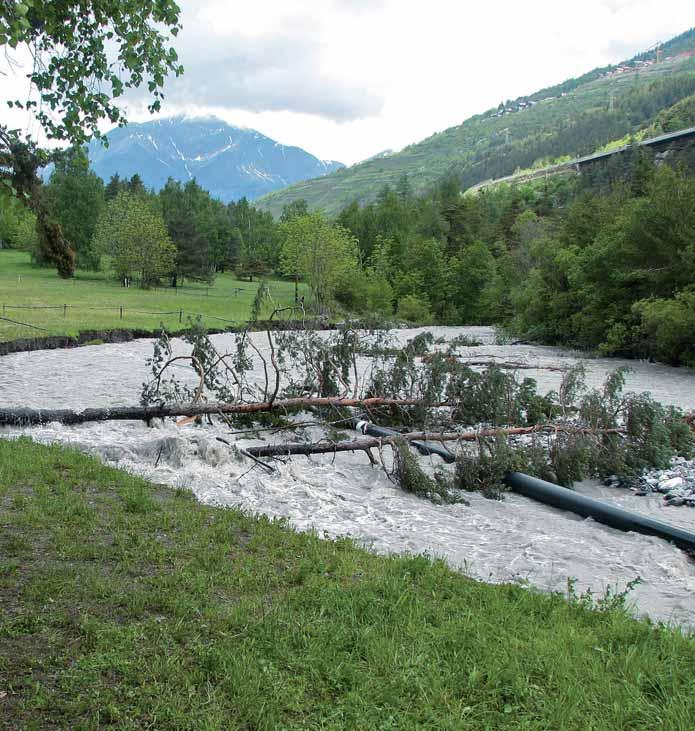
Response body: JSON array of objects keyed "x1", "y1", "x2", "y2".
[{"x1": 259, "y1": 28, "x2": 695, "y2": 217}]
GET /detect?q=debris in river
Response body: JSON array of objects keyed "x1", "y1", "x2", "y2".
[
  {"x1": 6, "y1": 318, "x2": 692, "y2": 507},
  {"x1": 630, "y1": 457, "x2": 695, "y2": 507}
]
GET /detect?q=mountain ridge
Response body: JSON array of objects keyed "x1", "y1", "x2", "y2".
[
  {"x1": 257, "y1": 27, "x2": 695, "y2": 217},
  {"x1": 85, "y1": 116, "x2": 343, "y2": 202}
]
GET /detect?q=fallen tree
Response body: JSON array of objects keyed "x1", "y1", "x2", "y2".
[
  {"x1": 243, "y1": 424, "x2": 625, "y2": 459},
  {"x1": 456, "y1": 359, "x2": 568, "y2": 372},
  {"x1": 5, "y1": 319, "x2": 692, "y2": 506},
  {"x1": 0, "y1": 397, "x2": 439, "y2": 427}
]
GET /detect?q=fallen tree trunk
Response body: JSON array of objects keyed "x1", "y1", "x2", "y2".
[
  {"x1": 244, "y1": 425, "x2": 625, "y2": 459},
  {"x1": 458, "y1": 359, "x2": 567, "y2": 372},
  {"x1": 353, "y1": 419, "x2": 456, "y2": 462},
  {"x1": 0, "y1": 397, "x2": 437, "y2": 427}
]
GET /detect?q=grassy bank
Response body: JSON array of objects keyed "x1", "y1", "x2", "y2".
[
  {"x1": 1, "y1": 439, "x2": 694, "y2": 729},
  {"x1": 0, "y1": 251, "x2": 304, "y2": 343}
]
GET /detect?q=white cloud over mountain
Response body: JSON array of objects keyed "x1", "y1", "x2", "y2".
[{"x1": 2, "y1": 0, "x2": 695, "y2": 164}]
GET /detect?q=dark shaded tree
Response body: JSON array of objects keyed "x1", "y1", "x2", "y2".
[{"x1": 45, "y1": 147, "x2": 104, "y2": 270}]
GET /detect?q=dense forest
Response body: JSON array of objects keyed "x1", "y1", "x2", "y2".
[
  {"x1": 328, "y1": 141, "x2": 695, "y2": 367},
  {"x1": 0, "y1": 149, "x2": 280, "y2": 285},
  {"x1": 4, "y1": 119, "x2": 695, "y2": 368}
]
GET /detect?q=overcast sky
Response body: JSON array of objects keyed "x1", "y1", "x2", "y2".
[{"x1": 2, "y1": 1, "x2": 694, "y2": 164}]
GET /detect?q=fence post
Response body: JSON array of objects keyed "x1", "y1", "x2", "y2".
[
  {"x1": 179, "y1": 309, "x2": 182, "y2": 323},
  {"x1": 2, "y1": 304, "x2": 4, "y2": 316},
  {"x1": 63, "y1": 304, "x2": 67, "y2": 318},
  {"x1": 120, "y1": 306, "x2": 123, "y2": 320}
]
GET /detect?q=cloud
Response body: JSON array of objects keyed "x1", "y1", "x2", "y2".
[
  {"x1": 126, "y1": 3, "x2": 385, "y2": 122},
  {"x1": 603, "y1": 37, "x2": 654, "y2": 60},
  {"x1": 331, "y1": 0, "x2": 386, "y2": 12},
  {"x1": 169, "y1": 33, "x2": 382, "y2": 120},
  {"x1": 601, "y1": 0, "x2": 638, "y2": 11}
]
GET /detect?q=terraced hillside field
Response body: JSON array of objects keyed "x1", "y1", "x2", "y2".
[{"x1": 259, "y1": 29, "x2": 695, "y2": 217}]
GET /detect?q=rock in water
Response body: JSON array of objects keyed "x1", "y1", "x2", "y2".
[{"x1": 658, "y1": 476, "x2": 687, "y2": 493}]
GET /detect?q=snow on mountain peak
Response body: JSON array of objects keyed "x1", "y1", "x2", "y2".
[{"x1": 87, "y1": 116, "x2": 344, "y2": 203}]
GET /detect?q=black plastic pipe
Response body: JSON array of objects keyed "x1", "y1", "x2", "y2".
[
  {"x1": 352, "y1": 419, "x2": 456, "y2": 463},
  {"x1": 504, "y1": 471, "x2": 695, "y2": 552}
]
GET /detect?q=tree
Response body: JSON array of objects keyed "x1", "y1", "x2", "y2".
[
  {"x1": 0, "y1": 195, "x2": 36, "y2": 251},
  {"x1": 0, "y1": 0, "x2": 183, "y2": 277},
  {"x1": 1, "y1": 2, "x2": 182, "y2": 143},
  {"x1": 394, "y1": 237, "x2": 449, "y2": 321},
  {"x1": 160, "y1": 179, "x2": 231, "y2": 284},
  {"x1": 395, "y1": 173, "x2": 413, "y2": 202},
  {"x1": 126, "y1": 174, "x2": 147, "y2": 197},
  {"x1": 449, "y1": 241, "x2": 497, "y2": 323},
  {"x1": 0, "y1": 132, "x2": 75, "y2": 277},
  {"x1": 279, "y1": 199, "x2": 309, "y2": 223},
  {"x1": 0, "y1": 194, "x2": 25, "y2": 247},
  {"x1": 160, "y1": 179, "x2": 205, "y2": 283},
  {"x1": 93, "y1": 191, "x2": 175, "y2": 287},
  {"x1": 228, "y1": 198, "x2": 280, "y2": 279},
  {"x1": 280, "y1": 213, "x2": 359, "y2": 312},
  {"x1": 105, "y1": 174, "x2": 124, "y2": 201},
  {"x1": 45, "y1": 147, "x2": 105, "y2": 270}
]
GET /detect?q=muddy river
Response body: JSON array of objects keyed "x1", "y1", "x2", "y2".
[{"x1": 2, "y1": 327, "x2": 695, "y2": 627}]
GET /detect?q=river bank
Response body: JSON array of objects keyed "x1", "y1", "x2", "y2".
[
  {"x1": 0, "y1": 319, "x2": 337, "y2": 357},
  {"x1": 1, "y1": 437, "x2": 693, "y2": 730},
  {"x1": 2, "y1": 326, "x2": 695, "y2": 627}
]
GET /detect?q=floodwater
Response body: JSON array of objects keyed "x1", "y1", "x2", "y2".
[{"x1": 2, "y1": 326, "x2": 695, "y2": 628}]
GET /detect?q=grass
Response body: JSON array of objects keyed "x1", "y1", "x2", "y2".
[
  {"x1": 1, "y1": 437, "x2": 695, "y2": 729},
  {"x1": 0, "y1": 250, "x2": 305, "y2": 343}
]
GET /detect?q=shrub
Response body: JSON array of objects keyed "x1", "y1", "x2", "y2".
[
  {"x1": 397, "y1": 294, "x2": 433, "y2": 324},
  {"x1": 633, "y1": 292, "x2": 695, "y2": 365}
]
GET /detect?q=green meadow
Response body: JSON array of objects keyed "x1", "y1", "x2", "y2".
[{"x1": 0, "y1": 251, "x2": 304, "y2": 343}]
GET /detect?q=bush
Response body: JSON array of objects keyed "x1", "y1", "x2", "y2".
[
  {"x1": 396, "y1": 294, "x2": 433, "y2": 324},
  {"x1": 633, "y1": 292, "x2": 695, "y2": 365},
  {"x1": 14, "y1": 213, "x2": 39, "y2": 255},
  {"x1": 364, "y1": 271, "x2": 394, "y2": 316}
]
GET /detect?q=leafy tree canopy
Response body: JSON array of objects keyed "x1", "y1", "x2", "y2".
[
  {"x1": 0, "y1": 0, "x2": 183, "y2": 277},
  {"x1": 45, "y1": 147, "x2": 105, "y2": 270},
  {"x1": 280, "y1": 212, "x2": 359, "y2": 312},
  {"x1": 93, "y1": 190, "x2": 175, "y2": 287},
  {"x1": 0, "y1": 0, "x2": 183, "y2": 144}
]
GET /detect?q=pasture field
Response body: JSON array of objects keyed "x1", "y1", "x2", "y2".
[{"x1": 0, "y1": 250, "x2": 304, "y2": 343}]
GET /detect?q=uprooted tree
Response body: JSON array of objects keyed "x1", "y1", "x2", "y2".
[
  {"x1": 3, "y1": 317, "x2": 689, "y2": 504},
  {"x1": 136, "y1": 320, "x2": 694, "y2": 502}
]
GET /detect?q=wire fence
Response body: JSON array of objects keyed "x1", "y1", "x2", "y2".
[
  {"x1": 150, "y1": 285, "x2": 250, "y2": 298},
  {"x1": 0, "y1": 280, "x2": 297, "y2": 339},
  {"x1": 0, "y1": 302, "x2": 242, "y2": 337}
]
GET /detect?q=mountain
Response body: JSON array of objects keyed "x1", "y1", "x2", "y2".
[
  {"x1": 86, "y1": 116, "x2": 343, "y2": 202},
  {"x1": 258, "y1": 27, "x2": 695, "y2": 217},
  {"x1": 359, "y1": 149, "x2": 395, "y2": 163}
]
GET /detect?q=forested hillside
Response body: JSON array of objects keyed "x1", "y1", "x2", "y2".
[
  {"x1": 259, "y1": 28, "x2": 695, "y2": 216},
  {"x1": 322, "y1": 139, "x2": 695, "y2": 367}
]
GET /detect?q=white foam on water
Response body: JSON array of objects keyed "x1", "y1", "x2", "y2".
[{"x1": 2, "y1": 326, "x2": 695, "y2": 627}]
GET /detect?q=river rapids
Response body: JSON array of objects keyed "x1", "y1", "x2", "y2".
[{"x1": 2, "y1": 327, "x2": 695, "y2": 627}]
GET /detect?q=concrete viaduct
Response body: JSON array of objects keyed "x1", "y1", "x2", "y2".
[{"x1": 468, "y1": 125, "x2": 695, "y2": 193}]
